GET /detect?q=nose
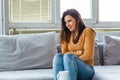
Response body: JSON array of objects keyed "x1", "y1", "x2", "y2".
[{"x1": 66, "y1": 22, "x2": 69, "y2": 27}]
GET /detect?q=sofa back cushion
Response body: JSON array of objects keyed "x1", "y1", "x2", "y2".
[
  {"x1": 0, "y1": 32, "x2": 57, "y2": 71},
  {"x1": 103, "y1": 35, "x2": 120, "y2": 65},
  {"x1": 97, "y1": 43, "x2": 104, "y2": 65},
  {"x1": 94, "y1": 42, "x2": 100, "y2": 65}
]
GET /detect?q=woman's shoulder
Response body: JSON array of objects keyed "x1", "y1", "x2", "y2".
[
  {"x1": 84, "y1": 27, "x2": 94, "y2": 31},
  {"x1": 83, "y1": 27, "x2": 95, "y2": 35}
]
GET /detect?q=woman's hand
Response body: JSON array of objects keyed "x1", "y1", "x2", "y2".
[
  {"x1": 65, "y1": 50, "x2": 83, "y2": 56},
  {"x1": 74, "y1": 50, "x2": 83, "y2": 56}
]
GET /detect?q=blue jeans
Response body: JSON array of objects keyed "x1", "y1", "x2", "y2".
[{"x1": 53, "y1": 53, "x2": 95, "y2": 80}]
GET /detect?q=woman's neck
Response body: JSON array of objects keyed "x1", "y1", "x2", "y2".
[{"x1": 72, "y1": 31, "x2": 78, "y2": 39}]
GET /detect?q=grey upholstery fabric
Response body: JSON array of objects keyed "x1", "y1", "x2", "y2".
[
  {"x1": 0, "y1": 66, "x2": 120, "y2": 80},
  {"x1": 0, "y1": 32, "x2": 57, "y2": 71},
  {"x1": 92, "y1": 66, "x2": 120, "y2": 80},
  {"x1": 103, "y1": 35, "x2": 120, "y2": 65},
  {"x1": 94, "y1": 42, "x2": 100, "y2": 65},
  {"x1": 97, "y1": 43, "x2": 104, "y2": 65},
  {"x1": 0, "y1": 69, "x2": 54, "y2": 80},
  {"x1": 0, "y1": 33, "x2": 120, "y2": 80}
]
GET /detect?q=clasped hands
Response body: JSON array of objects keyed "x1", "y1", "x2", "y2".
[{"x1": 65, "y1": 50, "x2": 83, "y2": 56}]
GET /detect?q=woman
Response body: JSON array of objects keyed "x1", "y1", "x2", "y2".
[{"x1": 53, "y1": 9, "x2": 95, "y2": 80}]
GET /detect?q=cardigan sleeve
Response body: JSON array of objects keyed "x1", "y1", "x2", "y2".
[
  {"x1": 61, "y1": 41, "x2": 68, "y2": 54},
  {"x1": 79, "y1": 28, "x2": 95, "y2": 61}
]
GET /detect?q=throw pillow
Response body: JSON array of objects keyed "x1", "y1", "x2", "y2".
[
  {"x1": 103, "y1": 35, "x2": 120, "y2": 65},
  {"x1": 0, "y1": 31, "x2": 57, "y2": 71}
]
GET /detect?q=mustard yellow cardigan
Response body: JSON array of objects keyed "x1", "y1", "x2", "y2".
[{"x1": 61, "y1": 27, "x2": 95, "y2": 66}]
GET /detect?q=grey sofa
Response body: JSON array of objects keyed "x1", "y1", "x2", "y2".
[
  {"x1": 0, "y1": 32, "x2": 120, "y2": 80},
  {"x1": 0, "y1": 43, "x2": 120, "y2": 80}
]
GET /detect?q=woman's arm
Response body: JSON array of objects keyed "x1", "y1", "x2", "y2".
[
  {"x1": 61, "y1": 41, "x2": 69, "y2": 54},
  {"x1": 79, "y1": 28, "x2": 95, "y2": 61}
]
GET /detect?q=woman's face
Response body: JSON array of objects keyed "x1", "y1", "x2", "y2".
[{"x1": 64, "y1": 15, "x2": 77, "y2": 32}]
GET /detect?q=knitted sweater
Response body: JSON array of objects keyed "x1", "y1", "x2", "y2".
[{"x1": 61, "y1": 27, "x2": 95, "y2": 66}]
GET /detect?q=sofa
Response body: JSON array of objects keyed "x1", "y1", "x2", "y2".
[{"x1": 0, "y1": 32, "x2": 120, "y2": 80}]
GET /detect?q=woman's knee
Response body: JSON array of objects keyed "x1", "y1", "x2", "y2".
[
  {"x1": 63, "y1": 54, "x2": 75, "y2": 62},
  {"x1": 53, "y1": 53, "x2": 63, "y2": 64}
]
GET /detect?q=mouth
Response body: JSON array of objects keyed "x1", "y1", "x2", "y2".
[
  {"x1": 67, "y1": 26, "x2": 72, "y2": 30},
  {"x1": 67, "y1": 27, "x2": 73, "y2": 31}
]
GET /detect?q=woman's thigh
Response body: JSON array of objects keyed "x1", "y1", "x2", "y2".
[{"x1": 74, "y1": 57, "x2": 95, "y2": 80}]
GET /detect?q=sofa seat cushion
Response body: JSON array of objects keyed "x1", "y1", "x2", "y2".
[
  {"x1": 0, "y1": 66, "x2": 120, "y2": 80},
  {"x1": 92, "y1": 65, "x2": 120, "y2": 80},
  {"x1": 0, "y1": 69, "x2": 54, "y2": 80}
]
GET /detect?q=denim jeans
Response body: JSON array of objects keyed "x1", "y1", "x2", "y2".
[{"x1": 53, "y1": 53, "x2": 95, "y2": 80}]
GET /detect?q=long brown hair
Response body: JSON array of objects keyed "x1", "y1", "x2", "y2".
[{"x1": 60, "y1": 9, "x2": 86, "y2": 44}]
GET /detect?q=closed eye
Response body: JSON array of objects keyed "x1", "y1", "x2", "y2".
[{"x1": 65, "y1": 19, "x2": 72, "y2": 24}]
